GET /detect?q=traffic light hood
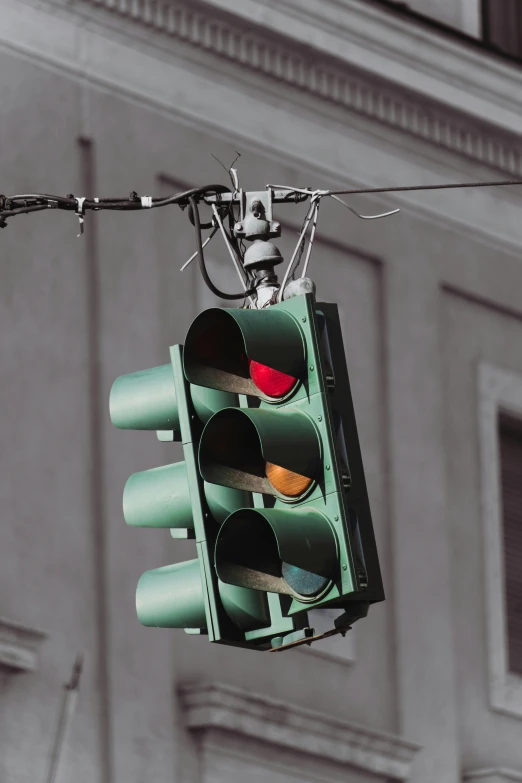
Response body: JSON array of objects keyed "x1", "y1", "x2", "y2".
[
  {"x1": 199, "y1": 407, "x2": 321, "y2": 498},
  {"x1": 215, "y1": 507, "x2": 338, "y2": 602},
  {"x1": 183, "y1": 307, "x2": 305, "y2": 398}
]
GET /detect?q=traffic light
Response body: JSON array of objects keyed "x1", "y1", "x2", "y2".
[
  {"x1": 110, "y1": 291, "x2": 383, "y2": 652},
  {"x1": 183, "y1": 292, "x2": 384, "y2": 648}
]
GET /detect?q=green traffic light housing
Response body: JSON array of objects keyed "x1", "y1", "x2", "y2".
[{"x1": 111, "y1": 291, "x2": 384, "y2": 652}]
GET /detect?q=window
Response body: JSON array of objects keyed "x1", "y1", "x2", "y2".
[
  {"x1": 478, "y1": 363, "x2": 522, "y2": 718},
  {"x1": 498, "y1": 413, "x2": 522, "y2": 676},
  {"x1": 482, "y1": 0, "x2": 522, "y2": 58}
]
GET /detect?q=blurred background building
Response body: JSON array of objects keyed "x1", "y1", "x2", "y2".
[{"x1": 1, "y1": 0, "x2": 522, "y2": 782}]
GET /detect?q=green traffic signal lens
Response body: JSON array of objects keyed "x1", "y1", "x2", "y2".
[{"x1": 281, "y1": 562, "x2": 330, "y2": 598}]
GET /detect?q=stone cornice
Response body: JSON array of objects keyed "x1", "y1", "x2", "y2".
[
  {"x1": 464, "y1": 769, "x2": 522, "y2": 783},
  {"x1": 0, "y1": 617, "x2": 47, "y2": 672},
  {"x1": 204, "y1": 0, "x2": 522, "y2": 132},
  {"x1": 77, "y1": 0, "x2": 522, "y2": 176},
  {"x1": 180, "y1": 682, "x2": 421, "y2": 780}
]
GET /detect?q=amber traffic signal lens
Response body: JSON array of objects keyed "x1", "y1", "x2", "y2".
[{"x1": 266, "y1": 462, "x2": 313, "y2": 499}]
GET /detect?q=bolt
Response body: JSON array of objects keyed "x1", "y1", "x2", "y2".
[
  {"x1": 302, "y1": 316, "x2": 307, "y2": 322},
  {"x1": 317, "y1": 415, "x2": 322, "y2": 422},
  {"x1": 309, "y1": 365, "x2": 314, "y2": 371},
  {"x1": 334, "y1": 515, "x2": 339, "y2": 521},
  {"x1": 235, "y1": 223, "x2": 243, "y2": 232},
  {"x1": 342, "y1": 564, "x2": 348, "y2": 571},
  {"x1": 326, "y1": 464, "x2": 330, "y2": 471}
]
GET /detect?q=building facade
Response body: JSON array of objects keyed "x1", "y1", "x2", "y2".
[{"x1": 1, "y1": 1, "x2": 522, "y2": 782}]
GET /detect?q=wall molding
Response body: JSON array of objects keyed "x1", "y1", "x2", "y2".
[
  {"x1": 79, "y1": 0, "x2": 522, "y2": 176},
  {"x1": 180, "y1": 682, "x2": 420, "y2": 780},
  {"x1": 464, "y1": 769, "x2": 522, "y2": 783},
  {"x1": 0, "y1": 616, "x2": 47, "y2": 672}
]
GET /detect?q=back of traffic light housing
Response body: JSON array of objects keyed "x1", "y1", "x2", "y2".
[{"x1": 110, "y1": 347, "x2": 305, "y2": 647}]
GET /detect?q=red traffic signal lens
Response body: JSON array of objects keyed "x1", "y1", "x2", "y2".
[{"x1": 249, "y1": 359, "x2": 297, "y2": 399}]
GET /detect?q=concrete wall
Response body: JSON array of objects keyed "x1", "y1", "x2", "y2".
[{"x1": 406, "y1": 0, "x2": 474, "y2": 30}]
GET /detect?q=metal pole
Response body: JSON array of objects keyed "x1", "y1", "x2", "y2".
[{"x1": 44, "y1": 653, "x2": 84, "y2": 783}]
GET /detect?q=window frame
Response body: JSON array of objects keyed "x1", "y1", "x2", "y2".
[
  {"x1": 481, "y1": 0, "x2": 522, "y2": 58},
  {"x1": 478, "y1": 362, "x2": 522, "y2": 718},
  {"x1": 461, "y1": 0, "x2": 481, "y2": 37}
]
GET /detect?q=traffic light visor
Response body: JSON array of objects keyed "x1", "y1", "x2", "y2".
[
  {"x1": 183, "y1": 308, "x2": 305, "y2": 399},
  {"x1": 215, "y1": 508, "x2": 337, "y2": 602},
  {"x1": 199, "y1": 407, "x2": 320, "y2": 499}
]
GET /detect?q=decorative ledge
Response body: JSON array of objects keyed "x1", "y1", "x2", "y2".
[
  {"x1": 180, "y1": 682, "x2": 421, "y2": 780},
  {"x1": 464, "y1": 769, "x2": 522, "y2": 783},
  {"x1": 0, "y1": 617, "x2": 47, "y2": 672},
  {"x1": 79, "y1": 0, "x2": 522, "y2": 176}
]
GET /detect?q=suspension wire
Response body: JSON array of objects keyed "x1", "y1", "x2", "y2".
[
  {"x1": 329, "y1": 193, "x2": 400, "y2": 219},
  {"x1": 3, "y1": 177, "x2": 522, "y2": 306},
  {"x1": 3, "y1": 178, "x2": 520, "y2": 227},
  {"x1": 0, "y1": 183, "x2": 232, "y2": 222},
  {"x1": 188, "y1": 196, "x2": 256, "y2": 301},
  {"x1": 290, "y1": 202, "x2": 316, "y2": 281},
  {"x1": 180, "y1": 226, "x2": 219, "y2": 271},
  {"x1": 277, "y1": 195, "x2": 321, "y2": 302},
  {"x1": 266, "y1": 184, "x2": 401, "y2": 219},
  {"x1": 328, "y1": 179, "x2": 522, "y2": 196},
  {"x1": 301, "y1": 198, "x2": 321, "y2": 279},
  {"x1": 211, "y1": 204, "x2": 255, "y2": 306}
]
